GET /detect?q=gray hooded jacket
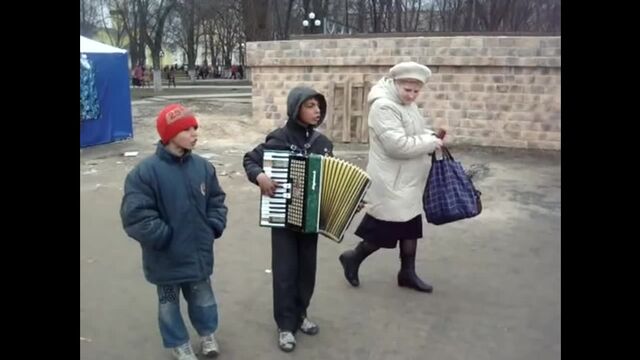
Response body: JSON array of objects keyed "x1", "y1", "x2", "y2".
[{"x1": 243, "y1": 86, "x2": 334, "y2": 184}]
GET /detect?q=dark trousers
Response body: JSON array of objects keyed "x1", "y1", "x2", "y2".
[{"x1": 271, "y1": 228, "x2": 318, "y2": 332}]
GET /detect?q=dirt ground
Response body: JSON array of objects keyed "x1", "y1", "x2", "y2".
[{"x1": 81, "y1": 98, "x2": 561, "y2": 360}]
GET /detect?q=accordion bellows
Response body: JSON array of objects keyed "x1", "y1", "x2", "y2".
[{"x1": 260, "y1": 150, "x2": 371, "y2": 242}]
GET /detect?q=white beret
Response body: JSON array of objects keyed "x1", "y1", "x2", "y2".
[{"x1": 388, "y1": 61, "x2": 432, "y2": 84}]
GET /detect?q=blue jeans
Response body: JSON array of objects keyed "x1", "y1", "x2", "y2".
[{"x1": 157, "y1": 278, "x2": 218, "y2": 348}]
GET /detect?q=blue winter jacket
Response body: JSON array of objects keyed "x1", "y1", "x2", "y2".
[{"x1": 120, "y1": 143, "x2": 228, "y2": 285}]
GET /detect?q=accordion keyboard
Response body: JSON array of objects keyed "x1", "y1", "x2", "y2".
[{"x1": 260, "y1": 150, "x2": 291, "y2": 227}]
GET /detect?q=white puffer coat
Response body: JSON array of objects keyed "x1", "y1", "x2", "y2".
[{"x1": 364, "y1": 77, "x2": 439, "y2": 222}]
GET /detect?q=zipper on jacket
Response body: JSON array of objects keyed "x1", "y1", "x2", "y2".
[
  {"x1": 305, "y1": 129, "x2": 313, "y2": 155},
  {"x1": 180, "y1": 162, "x2": 206, "y2": 276}
]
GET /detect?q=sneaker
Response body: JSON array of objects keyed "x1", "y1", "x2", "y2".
[
  {"x1": 278, "y1": 330, "x2": 296, "y2": 352},
  {"x1": 201, "y1": 333, "x2": 219, "y2": 357},
  {"x1": 170, "y1": 342, "x2": 198, "y2": 360},
  {"x1": 299, "y1": 317, "x2": 319, "y2": 335}
]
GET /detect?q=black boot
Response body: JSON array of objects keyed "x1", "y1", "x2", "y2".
[
  {"x1": 339, "y1": 242, "x2": 377, "y2": 287},
  {"x1": 397, "y1": 254, "x2": 433, "y2": 293}
]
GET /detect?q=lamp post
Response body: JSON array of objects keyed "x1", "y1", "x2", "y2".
[{"x1": 302, "y1": 12, "x2": 322, "y2": 34}]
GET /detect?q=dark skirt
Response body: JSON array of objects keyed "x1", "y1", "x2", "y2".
[{"x1": 354, "y1": 213, "x2": 423, "y2": 249}]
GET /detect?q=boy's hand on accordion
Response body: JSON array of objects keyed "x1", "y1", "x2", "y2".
[
  {"x1": 356, "y1": 200, "x2": 366, "y2": 213},
  {"x1": 257, "y1": 173, "x2": 279, "y2": 197}
]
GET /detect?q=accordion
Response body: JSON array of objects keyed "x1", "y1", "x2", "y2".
[{"x1": 260, "y1": 150, "x2": 371, "y2": 242}]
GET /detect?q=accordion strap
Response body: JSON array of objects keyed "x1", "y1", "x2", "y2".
[
  {"x1": 304, "y1": 131, "x2": 321, "y2": 150},
  {"x1": 286, "y1": 130, "x2": 322, "y2": 154}
]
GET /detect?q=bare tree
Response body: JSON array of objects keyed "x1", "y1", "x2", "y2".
[
  {"x1": 198, "y1": 0, "x2": 245, "y2": 66},
  {"x1": 91, "y1": 0, "x2": 562, "y2": 62},
  {"x1": 540, "y1": 0, "x2": 560, "y2": 32},
  {"x1": 369, "y1": 0, "x2": 383, "y2": 32},
  {"x1": 175, "y1": 0, "x2": 203, "y2": 73},
  {"x1": 395, "y1": 0, "x2": 403, "y2": 32},
  {"x1": 463, "y1": 0, "x2": 474, "y2": 31},
  {"x1": 144, "y1": 0, "x2": 177, "y2": 71},
  {"x1": 379, "y1": 0, "x2": 392, "y2": 32},
  {"x1": 273, "y1": 0, "x2": 284, "y2": 39},
  {"x1": 271, "y1": 0, "x2": 296, "y2": 40},
  {"x1": 201, "y1": 19, "x2": 220, "y2": 66},
  {"x1": 354, "y1": 0, "x2": 364, "y2": 32},
  {"x1": 306, "y1": 0, "x2": 559, "y2": 34},
  {"x1": 97, "y1": 0, "x2": 128, "y2": 48},
  {"x1": 282, "y1": 0, "x2": 296, "y2": 39},
  {"x1": 81, "y1": 0, "x2": 101, "y2": 37},
  {"x1": 476, "y1": 0, "x2": 513, "y2": 31},
  {"x1": 407, "y1": 0, "x2": 423, "y2": 31},
  {"x1": 312, "y1": 0, "x2": 330, "y2": 20},
  {"x1": 111, "y1": 0, "x2": 148, "y2": 67},
  {"x1": 428, "y1": 1, "x2": 435, "y2": 31},
  {"x1": 241, "y1": 0, "x2": 273, "y2": 41},
  {"x1": 214, "y1": 3, "x2": 242, "y2": 66},
  {"x1": 198, "y1": 0, "x2": 220, "y2": 66},
  {"x1": 344, "y1": 0, "x2": 350, "y2": 29},
  {"x1": 163, "y1": 11, "x2": 184, "y2": 61}
]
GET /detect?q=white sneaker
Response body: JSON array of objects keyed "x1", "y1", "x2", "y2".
[
  {"x1": 299, "y1": 317, "x2": 319, "y2": 335},
  {"x1": 278, "y1": 330, "x2": 296, "y2": 352},
  {"x1": 201, "y1": 333, "x2": 220, "y2": 357},
  {"x1": 170, "y1": 342, "x2": 198, "y2": 360}
]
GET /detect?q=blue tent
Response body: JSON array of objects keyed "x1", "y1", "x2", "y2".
[{"x1": 80, "y1": 36, "x2": 133, "y2": 147}]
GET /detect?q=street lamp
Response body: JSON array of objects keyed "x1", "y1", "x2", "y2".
[{"x1": 302, "y1": 12, "x2": 322, "y2": 34}]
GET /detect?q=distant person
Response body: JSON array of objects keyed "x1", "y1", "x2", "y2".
[
  {"x1": 238, "y1": 65, "x2": 244, "y2": 80},
  {"x1": 167, "y1": 67, "x2": 176, "y2": 88}
]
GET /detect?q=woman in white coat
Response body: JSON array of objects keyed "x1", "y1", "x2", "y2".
[{"x1": 339, "y1": 61, "x2": 444, "y2": 293}]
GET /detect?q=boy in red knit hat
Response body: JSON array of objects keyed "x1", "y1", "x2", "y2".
[{"x1": 120, "y1": 103, "x2": 228, "y2": 360}]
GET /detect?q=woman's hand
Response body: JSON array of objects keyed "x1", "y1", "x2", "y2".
[
  {"x1": 433, "y1": 128, "x2": 447, "y2": 150},
  {"x1": 433, "y1": 137, "x2": 443, "y2": 150}
]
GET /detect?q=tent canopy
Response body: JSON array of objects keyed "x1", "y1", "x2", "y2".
[
  {"x1": 80, "y1": 36, "x2": 127, "y2": 53},
  {"x1": 80, "y1": 36, "x2": 133, "y2": 148}
]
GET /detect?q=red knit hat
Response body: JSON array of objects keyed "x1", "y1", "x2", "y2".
[{"x1": 156, "y1": 104, "x2": 198, "y2": 144}]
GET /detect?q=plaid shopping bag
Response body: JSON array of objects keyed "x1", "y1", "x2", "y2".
[{"x1": 423, "y1": 147, "x2": 482, "y2": 225}]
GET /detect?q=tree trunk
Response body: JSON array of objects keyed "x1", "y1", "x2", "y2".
[
  {"x1": 345, "y1": 0, "x2": 349, "y2": 29},
  {"x1": 242, "y1": 0, "x2": 273, "y2": 41},
  {"x1": 428, "y1": 2, "x2": 434, "y2": 31},
  {"x1": 395, "y1": 0, "x2": 402, "y2": 32},
  {"x1": 370, "y1": 0, "x2": 379, "y2": 33},
  {"x1": 357, "y1": 0, "x2": 366, "y2": 32},
  {"x1": 208, "y1": 23, "x2": 216, "y2": 66},
  {"x1": 283, "y1": 0, "x2": 295, "y2": 39}
]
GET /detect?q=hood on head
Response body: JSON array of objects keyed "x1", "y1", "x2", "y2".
[
  {"x1": 367, "y1": 77, "x2": 403, "y2": 105},
  {"x1": 286, "y1": 86, "x2": 327, "y2": 128}
]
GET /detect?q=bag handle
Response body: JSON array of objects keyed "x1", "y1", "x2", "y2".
[{"x1": 431, "y1": 145, "x2": 454, "y2": 162}]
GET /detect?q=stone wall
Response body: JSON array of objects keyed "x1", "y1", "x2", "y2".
[{"x1": 246, "y1": 36, "x2": 560, "y2": 150}]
